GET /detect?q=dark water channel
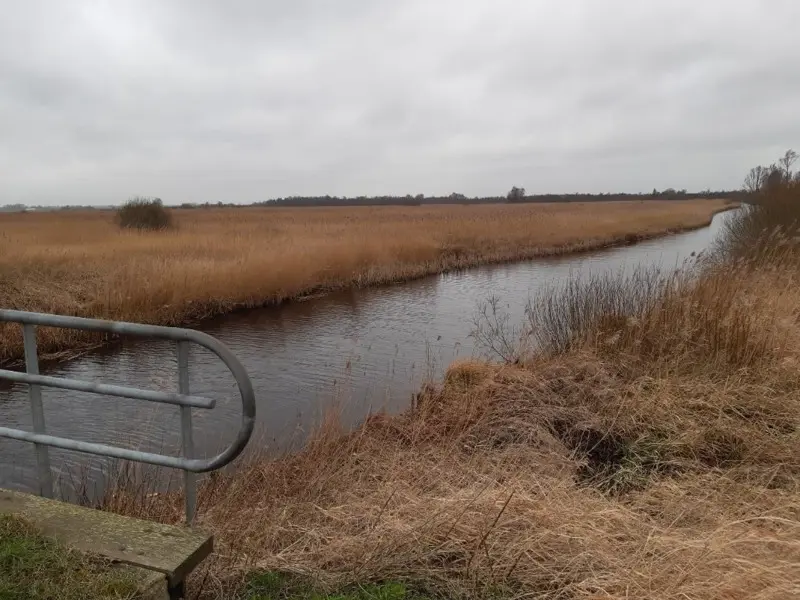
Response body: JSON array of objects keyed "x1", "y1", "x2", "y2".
[{"x1": 0, "y1": 211, "x2": 735, "y2": 494}]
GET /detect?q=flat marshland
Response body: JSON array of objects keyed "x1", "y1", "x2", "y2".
[
  {"x1": 0, "y1": 199, "x2": 730, "y2": 365},
  {"x1": 87, "y1": 182, "x2": 798, "y2": 600}
]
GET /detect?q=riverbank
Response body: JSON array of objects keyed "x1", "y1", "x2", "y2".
[
  {"x1": 97, "y1": 217, "x2": 798, "y2": 599},
  {"x1": 0, "y1": 199, "x2": 732, "y2": 366}
]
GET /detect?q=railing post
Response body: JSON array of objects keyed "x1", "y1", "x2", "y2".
[
  {"x1": 177, "y1": 341, "x2": 196, "y2": 525},
  {"x1": 23, "y1": 324, "x2": 53, "y2": 498}
]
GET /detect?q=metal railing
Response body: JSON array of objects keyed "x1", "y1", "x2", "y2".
[{"x1": 0, "y1": 309, "x2": 256, "y2": 524}]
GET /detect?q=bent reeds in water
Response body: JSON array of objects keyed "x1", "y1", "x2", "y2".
[{"x1": 526, "y1": 258, "x2": 781, "y2": 372}]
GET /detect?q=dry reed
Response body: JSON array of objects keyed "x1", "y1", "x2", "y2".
[
  {"x1": 0, "y1": 200, "x2": 730, "y2": 365},
  {"x1": 15, "y1": 194, "x2": 796, "y2": 599},
  {"x1": 97, "y1": 249, "x2": 799, "y2": 599}
]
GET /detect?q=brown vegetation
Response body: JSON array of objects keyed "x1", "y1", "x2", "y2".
[
  {"x1": 115, "y1": 196, "x2": 173, "y2": 231},
  {"x1": 93, "y1": 180, "x2": 799, "y2": 599},
  {"x1": 101, "y1": 255, "x2": 800, "y2": 599},
  {"x1": 0, "y1": 199, "x2": 730, "y2": 365}
]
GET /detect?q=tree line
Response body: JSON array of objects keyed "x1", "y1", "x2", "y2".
[
  {"x1": 204, "y1": 188, "x2": 734, "y2": 209},
  {"x1": 743, "y1": 149, "x2": 799, "y2": 195},
  {"x1": 2, "y1": 178, "x2": 748, "y2": 213}
]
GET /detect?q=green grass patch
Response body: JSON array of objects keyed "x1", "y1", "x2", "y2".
[
  {"x1": 241, "y1": 571, "x2": 435, "y2": 600},
  {"x1": 0, "y1": 514, "x2": 141, "y2": 600}
]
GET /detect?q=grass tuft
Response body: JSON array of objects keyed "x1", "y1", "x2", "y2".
[
  {"x1": 526, "y1": 257, "x2": 783, "y2": 374},
  {"x1": 0, "y1": 514, "x2": 140, "y2": 600}
]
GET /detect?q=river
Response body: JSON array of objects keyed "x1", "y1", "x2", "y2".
[{"x1": 0, "y1": 209, "x2": 734, "y2": 494}]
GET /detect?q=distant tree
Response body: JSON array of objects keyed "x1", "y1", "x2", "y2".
[
  {"x1": 415, "y1": 193, "x2": 425, "y2": 202},
  {"x1": 449, "y1": 192, "x2": 467, "y2": 202},
  {"x1": 506, "y1": 186, "x2": 526, "y2": 202},
  {"x1": 743, "y1": 165, "x2": 769, "y2": 194},
  {"x1": 778, "y1": 149, "x2": 798, "y2": 180},
  {"x1": 766, "y1": 164, "x2": 785, "y2": 193}
]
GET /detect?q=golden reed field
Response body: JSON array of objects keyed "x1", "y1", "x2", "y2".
[
  {"x1": 0, "y1": 199, "x2": 730, "y2": 365},
  {"x1": 4, "y1": 182, "x2": 800, "y2": 600},
  {"x1": 90, "y1": 183, "x2": 800, "y2": 600},
  {"x1": 97, "y1": 182, "x2": 800, "y2": 600}
]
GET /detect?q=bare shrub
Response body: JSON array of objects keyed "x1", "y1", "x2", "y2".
[
  {"x1": 115, "y1": 196, "x2": 173, "y2": 231},
  {"x1": 471, "y1": 296, "x2": 530, "y2": 363},
  {"x1": 716, "y1": 149, "x2": 800, "y2": 261},
  {"x1": 525, "y1": 266, "x2": 668, "y2": 355}
]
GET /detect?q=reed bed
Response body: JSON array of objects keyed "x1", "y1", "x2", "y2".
[
  {"x1": 12, "y1": 193, "x2": 796, "y2": 600},
  {"x1": 91, "y1": 194, "x2": 800, "y2": 599},
  {"x1": 0, "y1": 199, "x2": 730, "y2": 365}
]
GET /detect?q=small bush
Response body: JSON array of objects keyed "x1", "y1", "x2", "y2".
[{"x1": 115, "y1": 196, "x2": 173, "y2": 231}]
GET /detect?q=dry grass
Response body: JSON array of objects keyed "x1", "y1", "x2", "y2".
[
  {"x1": 525, "y1": 259, "x2": 787, "y2": 371},
  {"x1": 98, "y1": 249, "x2": 800, "y2": 599},
  {"x1": 0, "y1": 199, "x2": 730, "y2": 365},
  {"x1": 14, "y1": 194, "x2": 795, "y2": 599}
]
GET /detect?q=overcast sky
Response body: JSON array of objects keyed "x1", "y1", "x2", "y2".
[{"x1": 2, "y1": 1, "x2": 799, "y2": 205}]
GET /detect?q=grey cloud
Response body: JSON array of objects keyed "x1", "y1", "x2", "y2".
[{"x1": 1, "y1": 0, "x2": 799, "y2": 205}]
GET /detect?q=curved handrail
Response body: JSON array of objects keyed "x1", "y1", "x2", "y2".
[{"x1": 0, "y1": 309, "x2": 256, "y2": 474}]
